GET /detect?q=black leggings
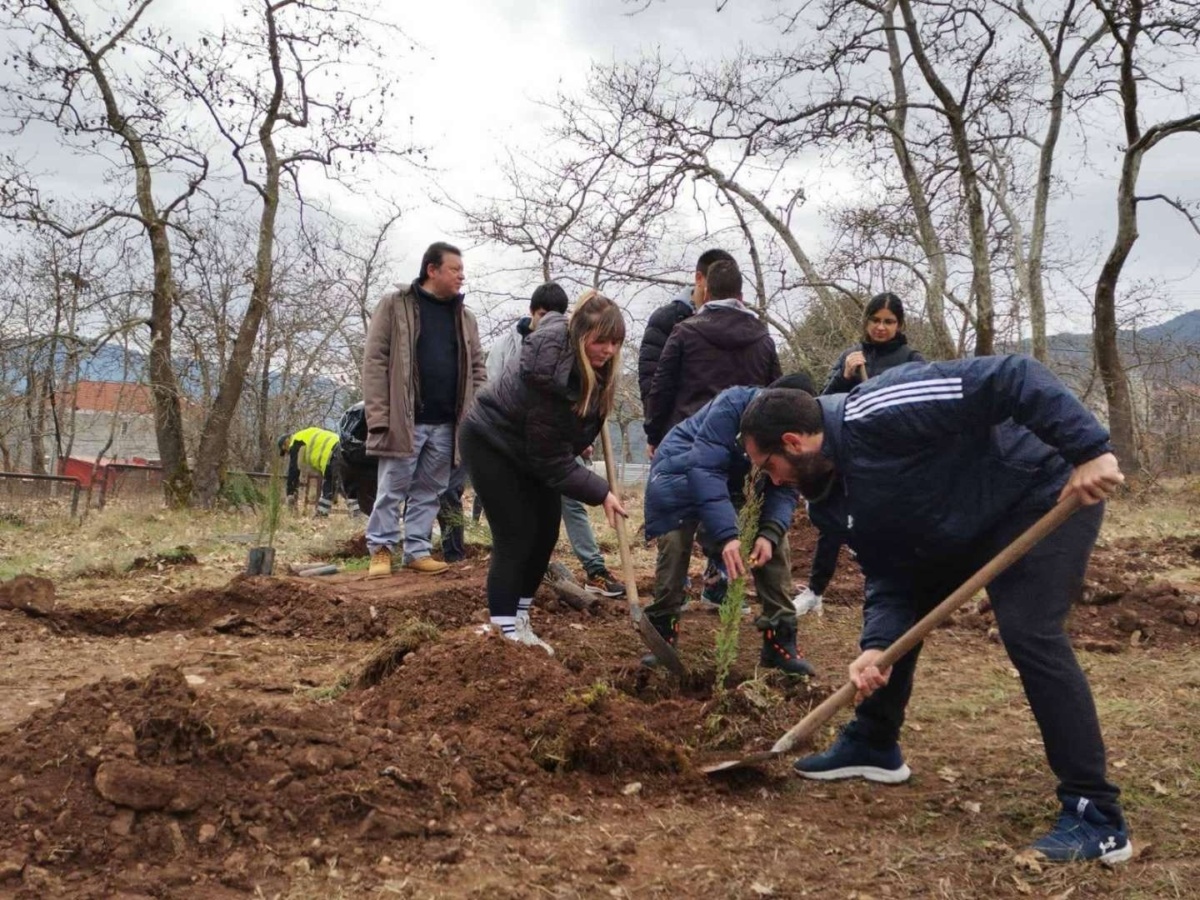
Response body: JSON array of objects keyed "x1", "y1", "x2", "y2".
[{"x1": 460, "y1": 420, "x2": 562, "y2": 617}]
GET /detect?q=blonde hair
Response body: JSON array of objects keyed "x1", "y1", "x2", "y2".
[{"x1": 569, "y1": 290, "x2": 626, "y2": 418}]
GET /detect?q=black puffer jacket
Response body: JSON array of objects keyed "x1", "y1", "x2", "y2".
[
  {"x1": 464, "y1": 312, "x2": 610, "y2": 505},
  {"x1": 637, "y1": 293, "x2": 694, "y2": 409},
  {"x1": 822, "y1": 334, "x2": 925, "y2": 395},
  {"x1": 644, "y1": 304, "x2": 781, "y2": 446}
]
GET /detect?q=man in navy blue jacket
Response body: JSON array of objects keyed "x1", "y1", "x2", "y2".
[
  {"x1": 642, "y1": 374, "x2": 817, "y2": 675},
  {"x1": 738, "y1": 355, "x2": 1129, "y2": 865}
]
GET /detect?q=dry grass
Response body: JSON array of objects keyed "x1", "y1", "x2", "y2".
[
  {"x1": 0, "y1": 503, "x2": 362, "y2": 585},
  {"x1": 1103, "y1": 476, "x2": 1200, "y2": 540},
  {"x1": 351, "y1": 619, "x2": 441, "y2": 689}
]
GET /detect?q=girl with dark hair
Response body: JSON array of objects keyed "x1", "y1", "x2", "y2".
[
  {"x1": 460, "y1": 291, "x2": 628, "y2": 654},
  {"x1": 821, "y1": 292, "x2": 926, "y2": 395},
  {"x1": 799, "y1": 292, "x2": 926, "y2": 615}
]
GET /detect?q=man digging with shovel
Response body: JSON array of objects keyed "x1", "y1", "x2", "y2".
[{"x1": 738, "y1": 355, "x2": 1130, "y2": 865}]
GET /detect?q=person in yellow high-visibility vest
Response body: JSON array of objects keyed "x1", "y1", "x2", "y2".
[{"x1": 278, "y1": 427, "x2": 342, "y2": 517}]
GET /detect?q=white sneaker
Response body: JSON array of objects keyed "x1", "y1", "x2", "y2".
[
  {"x1": 513, "y1": 618, "x2": 555, "y2": 656},
  {"x1": 793, "y1": 587, "x2": 824, "y2": 617}
]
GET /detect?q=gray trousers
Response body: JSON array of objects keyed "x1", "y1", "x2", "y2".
[{"x1": 366, "y1": 423, "x2": 453, "y2": 562}]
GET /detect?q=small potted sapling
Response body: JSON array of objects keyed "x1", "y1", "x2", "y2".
[{"x1": 247, "y1": 456, "x2": 284, "y2": 576}]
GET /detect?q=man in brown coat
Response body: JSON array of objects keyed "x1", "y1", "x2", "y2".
[{"x1": 362, "y1": 241, "x2": 487, "y2": 577}]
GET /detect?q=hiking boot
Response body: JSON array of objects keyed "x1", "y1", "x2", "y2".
[
  {"x1": 406, "y1": 556, "x2": 449, "y2": 575},
  {"x1": 759, "y1": 619, "x2": 816, "y2": 677},
  {"x1": 640, "y1": 613, "x2": 679, "y2": 668},
  {"x1": 368, "y1": 547, "x2": 393, "y2": 578},
  {"x1": 585, "y1": 568, "x2": 625, "y2": 597},
  {"x1": 793, "y1": 587, "x2": 824, "y2": 617},
  {"x1": 793, "y1": 731, "x2": 911, "y2": 784},
  {"x1": 1030, "y1": 796, "x2": 1132, "y2": 865},
  {"x1": 514, "y1": 618, "x2": 555, "y2": 656}
]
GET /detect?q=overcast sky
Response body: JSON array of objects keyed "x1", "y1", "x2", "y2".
[
  {"x1": 6, "y1": 0, "x2": 1199, "y2": 336},
  {"x1": 352, "y1": 0, "x2": 1200, "y2": 329}
]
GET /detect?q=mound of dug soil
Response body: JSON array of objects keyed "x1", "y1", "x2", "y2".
[
  {"x1": 1, "y1": 624, "x2": 816, "y2": 895},
  {"x1": 951, "y1": 578, "x2": 1200, "y2": 652},
  {"x1": 355, "y1": 630, "x2": 696, "y2": 782},
  {"x1": 48, "y1": 577, "x2": 389, "y2": 642}
]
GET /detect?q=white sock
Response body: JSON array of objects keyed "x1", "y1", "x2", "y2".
[
  {"x1": 516, "y1": 597, "x2": 534, "y2": 623},
  {"x1": 489, "y1": 615, "x2": 517, "y2": 637}
]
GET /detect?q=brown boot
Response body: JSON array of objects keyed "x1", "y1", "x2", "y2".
[
  {"x1": 405, "y1": 556, "x2": 449, "y2": 576},
  {"x1": 368, "y1": 548, "x2": 393, "y2": 578}
]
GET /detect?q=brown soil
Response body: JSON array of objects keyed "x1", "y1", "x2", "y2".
[{"x1": 0, "y1": 521, "x2": 1197, "y2": 897}]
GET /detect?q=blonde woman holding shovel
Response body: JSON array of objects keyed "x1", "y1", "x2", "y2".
[
  {"x1": 739, "y1": 354, "x2": 1129, "y2": 865},
  {"x1": 460, "y1": 289, "x2": 627, "y2": 655}
]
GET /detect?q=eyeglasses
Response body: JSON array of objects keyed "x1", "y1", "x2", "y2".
[{"x1": 737, "y1": 432, "x2": 775, "y2": 469}]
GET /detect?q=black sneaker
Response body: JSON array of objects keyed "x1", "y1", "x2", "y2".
[
  {"x1": 1030, "y1": 796, "x2": 1132, "y2": 865},
  {"x1": 585, "y1": 569, "x2": 625, "y2": 597}
]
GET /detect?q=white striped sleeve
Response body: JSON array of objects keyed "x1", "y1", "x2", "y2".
[{"x1": 843, "y1": 377, "x2": 964, "y2": 422}]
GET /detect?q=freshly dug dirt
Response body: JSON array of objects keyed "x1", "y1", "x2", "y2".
[{"x1": 1, "y1": 514, "x2": 1197, "y2": 898}]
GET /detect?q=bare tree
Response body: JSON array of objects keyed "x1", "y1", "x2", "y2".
[
  {"x1": 1089, "y1": 0, "x2": 1200, "y2": 473},
  {"x1": 156, "y1": 0, "x2": 406, "y2": 506},
  {"x1": 0, "y1": 0, "x2": 206, "y2": 504}
]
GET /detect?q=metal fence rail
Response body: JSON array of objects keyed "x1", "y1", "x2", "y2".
[
  {"x1": 96, "y1": 463, "x2": 165, "y2": 508},
  {"x1": 0, "y1": 472, "x2": 82, "y2": 521}
]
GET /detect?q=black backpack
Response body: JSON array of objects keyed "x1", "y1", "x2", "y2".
[{"x1": 337, "y1": 402, "x2": 369, "y2": 467}]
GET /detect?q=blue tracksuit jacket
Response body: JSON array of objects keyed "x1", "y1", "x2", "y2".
[{"x1": 818, "y1": 355, "x2": 1112, "y2": 649}]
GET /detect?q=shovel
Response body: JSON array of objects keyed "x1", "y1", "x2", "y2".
[
  {"x1": 701, "y1": 494, "x2": 1083, "y2": 774},
  {"x1": 599, "y1": 424, "x2": 687, "y2": 678}
]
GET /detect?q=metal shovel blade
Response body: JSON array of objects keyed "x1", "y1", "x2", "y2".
[
  {"x1": 637, "y1": 612, "x2": 687, "y2": 678},
  {"x1": 701, "y1": 497, "x2": 1083, "y2": 776}
]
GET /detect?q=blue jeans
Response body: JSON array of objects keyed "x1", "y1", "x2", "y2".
[
  {"x1": 561, "y1": 495, "x2": 604, "y2": 574},
  {"x1": 366, "y1": 423, "x2": 453, "y2": 562},
  {"x1": 560, "y1": 456, "x2": 604, "y2": 574}
]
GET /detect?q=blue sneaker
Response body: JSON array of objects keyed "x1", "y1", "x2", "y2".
[
  {"x1": 793, "y1": 731, "x2": 911, "y2": 784},
  {"x1": 1030, "y1": 796, "x2": 1132, "y2": 865}
]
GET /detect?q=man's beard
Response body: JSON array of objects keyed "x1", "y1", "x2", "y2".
[{"x1": 781, "y1": 449, "x2": 836, "y2": 500}]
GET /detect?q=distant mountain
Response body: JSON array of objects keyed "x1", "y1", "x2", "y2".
[
  {"x1": 1035, "y1": 310, "x2": 1200, "y2": 383},
  {"x1": 1138, "y1": 309, "x2": 1200, "y2": 343},
  {"x1": 6, "y1": 341, "x2": 352, "y2": 426}
]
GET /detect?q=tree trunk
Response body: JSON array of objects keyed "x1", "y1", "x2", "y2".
[
  {"x1": 24, "y1": 369, "x2": 47, "y2": 475},
  {"x1": 897, "y1": 0, "x2": 994, "y2": 356},
  {"x1": 882, "y1": 4, "x2": 955, "y2": 359},
  {"x1": 254, "y1": 310, "x2": 274, "y2": 473},
  {"x1": 192, "y1": 156, "x2": 281, "y2": 505},
  {"x1": 146, "y1": 221, "x2": 193, "y2": 506},
  {"x1": 1092, "y1": 153, "x2": 1141, "y2": 471}
]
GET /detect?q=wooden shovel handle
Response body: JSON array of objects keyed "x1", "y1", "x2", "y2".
[
  {"x1": 771, "y1": 494, "x2": 1084, "y2": 754},
  {"x1": 598, "y1": 423, "x2": 640, "y2": 609}
]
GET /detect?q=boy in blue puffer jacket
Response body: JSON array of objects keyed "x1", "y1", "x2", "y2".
[
  {"x1": 641, "y1": 374, "x2": 818, "y2": 675},
  {"x1": 738, "y1": 354, "x2": 1130, "y2": 866}
]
